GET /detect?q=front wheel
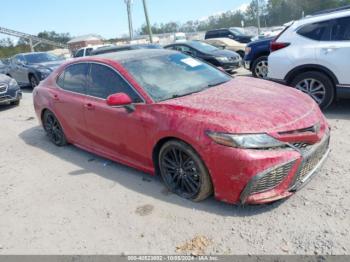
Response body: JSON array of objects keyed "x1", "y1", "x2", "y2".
[
  {"x1": 159, "y1": 140, "x2": 213, "y2": 202},
  {"x1": 290, "y1": 71, "x2": 334, "y2": 109},
  {"x1": 43, "y1": 110, "x2": 67, "y2": 146}
]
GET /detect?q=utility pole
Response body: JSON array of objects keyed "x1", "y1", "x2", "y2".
[
  {"x1": 256, "y1": 0, "x2": 261, "y2": 35},
  {"x1": 142, "y1": 0, "x2": 153, "y2": 43},
  {"x1": 124, "y1": 0, "x2": 134, "y2": 40}
]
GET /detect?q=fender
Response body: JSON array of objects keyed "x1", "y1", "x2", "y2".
[{"x1": 285, "y1": 64, "x2": 339, "y2": 86}]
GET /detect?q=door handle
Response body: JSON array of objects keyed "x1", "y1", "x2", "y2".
[
  {"x1": 85, "y1": 103, "x2": 95, "y2": 110},
  {"x1": 322, "y1": 46, "x2": 339, "y2": 54}
]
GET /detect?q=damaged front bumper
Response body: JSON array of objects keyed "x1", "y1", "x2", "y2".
[
  {"x1": 0, "y1": 90, "x2": 22, "y2": 105},
  {"x1": 240, "y1": 132, "x2": 330, "y2": 205}
]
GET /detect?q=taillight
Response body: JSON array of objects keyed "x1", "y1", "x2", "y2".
[
  {"x1": 245, "y1": 47, "x2": 251, "y2": 55},
  {"x1": 270, "y1": 41, "x2": 290, "y2": 52}
]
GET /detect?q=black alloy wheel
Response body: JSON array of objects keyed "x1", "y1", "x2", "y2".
[
  {"x1": 43, "y1": 111, "x2": 67, "y2": 146},
  {"x1": 159, "y1": 140, "x2": 213, "y2": 201}
]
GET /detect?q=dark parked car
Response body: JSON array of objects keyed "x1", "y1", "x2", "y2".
[
  {"x1": 0, "y1": 59, "x2": 9, "y2": 74},
  {"x1": 91, "y1": 44, "x2": 162, "y2": 56},
  {"x1": 0, "y1": 74, "x2": 22, "y2": 106},
  {"x1": 244, "y1": 37, "x2": 274, "y2": 79},
  {"x1": 164, "y1": 41, "x2": 241, "y2": 73},
  {"x1": 205, "y1": 28, "x2": 252, "y2": 43},
  {"x1": 8, "y1": 52, "x2": 65, "y2": 88}
]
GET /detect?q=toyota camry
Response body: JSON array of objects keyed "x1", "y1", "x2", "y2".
[{"x1": 33, "y1": 49, "x2": 330, "y2": 205}]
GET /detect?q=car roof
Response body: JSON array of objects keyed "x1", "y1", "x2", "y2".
[
  {"x1": 95, "y1": 49, "x2": 178, "y2": 63},
  {"x1": 295, "y1": 9, "x2": 350, "y2": 26}
]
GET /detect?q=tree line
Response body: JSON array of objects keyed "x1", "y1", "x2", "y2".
[
  {"x1": 139, "y1": 0, "x2": 350, "y2": 34},
  {"x1": 1, "y1": 0, "x2": 350, "y2": 58}
]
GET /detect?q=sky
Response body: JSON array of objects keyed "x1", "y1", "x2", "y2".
[{"x1": 0, "y1": 0, "x2": 250, "y2": 40}]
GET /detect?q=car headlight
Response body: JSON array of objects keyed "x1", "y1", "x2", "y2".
[
  {"x1": 206, "y1": 132, "x2": 286, "y2": 149},
  {"x1": 8, "y1": 78, "x2": 18, "y2": 89},
  {"x1": 216, "y1": 56, "x2": 230, "y2": 63}
]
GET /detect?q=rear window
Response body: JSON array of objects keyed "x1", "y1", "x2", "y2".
[
  {"x1": 297, "y1": 21, "x2": 331, "y2": 41},
  {"x1": 331, "y1": 16, "x2": 350, "y2": 41}
]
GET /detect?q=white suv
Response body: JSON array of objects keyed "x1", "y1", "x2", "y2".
[{"x1": 268, "y1": 8, "x2": 350, "y2": 108}]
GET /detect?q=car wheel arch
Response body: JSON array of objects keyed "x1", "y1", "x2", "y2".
[
  {"x1": 285, "y1": 65, "x2": 339, "y2": 87},
  {"x1": 251, "y1": 52, "x2": 270, "y2": 69},
  {"x1": 152, "y1": 136, "x2": 208, "y2": 176}
]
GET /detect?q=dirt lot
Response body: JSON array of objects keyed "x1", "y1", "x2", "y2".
[{"x1": 0, "y1": 73, "x2": 350, "y2": 255}]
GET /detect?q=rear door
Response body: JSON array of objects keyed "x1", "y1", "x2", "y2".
[
  {"x1": 83, "y1": 63, "x2": 148, "y2": 165},
  {"x1": 316, "y1": 16, "x2": 350, "y2": 85},
  {"x1": 53, "y1": 63, "x2": 91, "y2": 146}
]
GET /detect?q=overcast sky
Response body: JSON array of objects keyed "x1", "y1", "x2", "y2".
[{"x1": 0, "y1": 0, "x2": 250, "y2": 39}]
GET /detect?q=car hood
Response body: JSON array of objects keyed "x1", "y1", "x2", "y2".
[
  {"x1": 0, "y1": 74, "x2": 11, "y2": 84},
  {"x1": 160, "y1": 77, "x2": 322, "y2": 134},
  {"x1": 29, "y1": 61, "x2": 65, "y2": 71}
]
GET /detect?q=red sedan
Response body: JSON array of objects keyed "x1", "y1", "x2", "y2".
[{"x1": 33, "y1": 50, "x2": 330, "y2": 205}]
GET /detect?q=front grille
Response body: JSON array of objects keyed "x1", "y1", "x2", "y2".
[
  {"x1": 0, "y1": 83, "x2": 8, "y2": 94},
  {"x1": 292, "y1": 142, "x2": 311, "y2": 150},
  {"x1": 250, "y1": 161, "x2": 296, "y2": 194},
  {"x1": 296, "y1": 136, "x2": 330, "y2": 182}
]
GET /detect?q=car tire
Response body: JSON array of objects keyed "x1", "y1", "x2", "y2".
[
  {"x1": 237, "y1": 50, "x2": 245, "y2": 59},
  {"x1": 290, "y1": 71, "x2": 334, "y2": 109},
  {"x1": 29, "y1": 74, "x2": 39, "y2": 88},
  {"x1": 159, "y1": 140, "x2": 213, "y2": 202},
  {"x1": 252, "y1": 56, "x2": 268, "y2": 79},
  {"x1": 43, "y1": 110, "x2": 68, "y2": 146},
  {"x1": 11, "y1": 100, "x2": 20, "y2": 106}
]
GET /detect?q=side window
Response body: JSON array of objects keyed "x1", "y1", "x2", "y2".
[
  {"x1": 57, "y1": 71, "x2": 65, "y2": 88},
  {"x1": 297, "y1": 21, "x2": 331, "y2": 41},
  {"x1": 88, "y1": 64, "x2": 142, "y2": 102},
  {"x1": 176, "y1": 45, "x2": 191, "y2": 53},
  {"x1": 60, "y1": 63, "x2": 89, "y2": 94},
  {"x1": 331, "y1": 17, "x2": 350, "y2": 41},
  {"x1": 85, "y1": 48, "x2": 93, "y2": 56},
  {"x1": 75, "y1": 49, "x2": 84, "y2": 57}
]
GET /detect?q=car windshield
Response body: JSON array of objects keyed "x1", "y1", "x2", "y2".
[
  {"x1": 230, "y1": 28, "x2": 245, "y2": 36},
  {"x1": 121, "y1": 53, "x2": 232, "y2": 102},
  {"x1": 24, "y1": 53, "x2": 61, "y2": 64},
  {"x1": 187, "y1": 41, "x2": 218, "y2": 53}
]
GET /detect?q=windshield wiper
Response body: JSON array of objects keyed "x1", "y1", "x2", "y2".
[
  {"x1": 171, "y1": 89, "x2": 203, "y2": 99},
  {"x1": 207, "y1": 80, "x2": 229, "y2": 88}
]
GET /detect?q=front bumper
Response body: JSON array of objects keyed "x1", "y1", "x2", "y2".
[
  {"x1": 221, "y1": 60, "x2": 241, "y2": 71},
  {"x1": 0, "y1": 89, "x2": 22, "y2": 105},
  {"x1": 241, "y1": 131, "x2": 330, "y2": 204}
]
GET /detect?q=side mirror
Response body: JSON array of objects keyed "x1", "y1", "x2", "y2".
[
  {"x1": 106, "y1": 93, "x2": 135, "y2": 112},
  {"x1": 228, "y1": 34, "x2": 234, "y2": 39}
]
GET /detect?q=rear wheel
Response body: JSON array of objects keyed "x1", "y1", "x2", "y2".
[
  {"x1": 43, "y1": 110, "x2": 67, "y2": 146},
  {"x1": 252, "y1": 56, "x2": 268, "y2": 79},
  {"x1": 29, "y1": 74, "x2": 39, "y2": 88},
  {"x1": 290, "y1": 71, "x2": 334, "y2": 109},
  {"x1": 159, "y1": 140, "x2": 213, "y2": 202}
]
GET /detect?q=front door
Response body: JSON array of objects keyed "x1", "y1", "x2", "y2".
[{"x1": 83, "y1": 63, "x2": 149, "y2": 166}]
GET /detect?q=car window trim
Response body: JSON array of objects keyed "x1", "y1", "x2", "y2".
[{"x1": 55, "y1": 61, "x2": 146, "y2": 104}]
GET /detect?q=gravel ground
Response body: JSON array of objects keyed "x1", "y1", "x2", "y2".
[{"x1": 0, "y1": 73, "x2": 349, "y2": 255}]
